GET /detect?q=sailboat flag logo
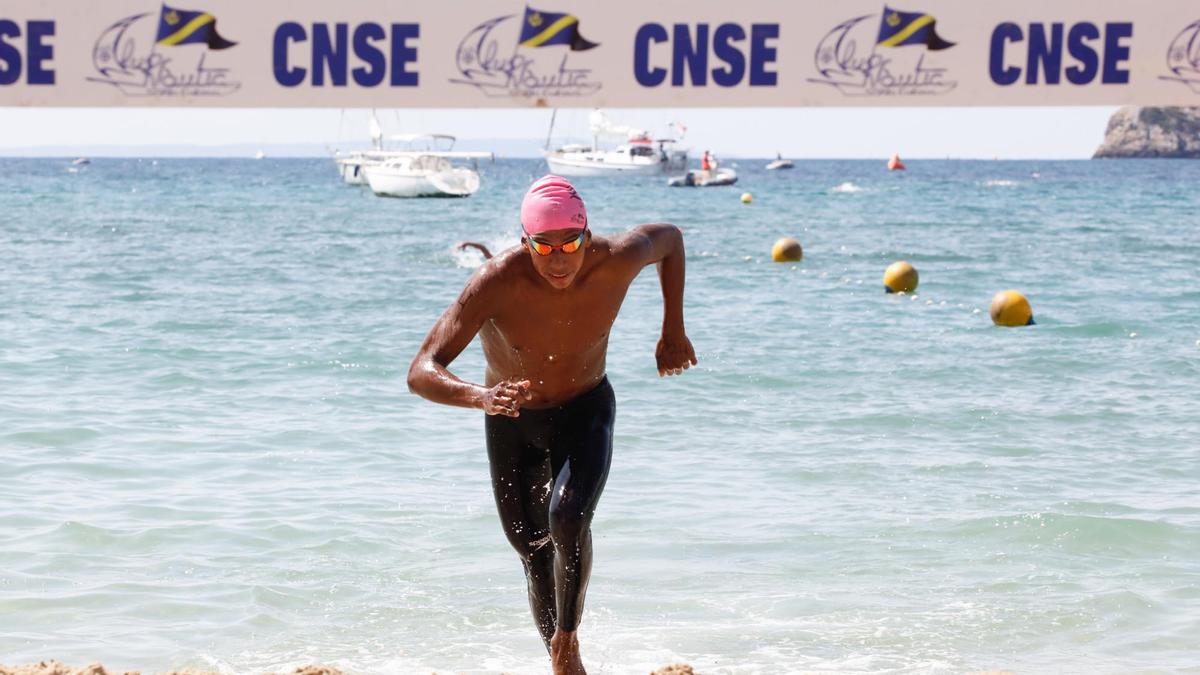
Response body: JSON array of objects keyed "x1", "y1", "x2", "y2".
[
  {"x1": 810, "y1": 5, "x2": 957, "y2": 97},
  {"x1": 88, "y1": 4, "x2": 241, "y2": 97},
  {"x1": 452, "y1": 5, "x2": 603, "y2": 100}
]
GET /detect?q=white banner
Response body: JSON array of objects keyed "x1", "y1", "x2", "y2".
[{"x1": 2, "y1": 1, "x2": 1200, "y2": 107}]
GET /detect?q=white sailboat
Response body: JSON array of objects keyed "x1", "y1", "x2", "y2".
[{"x1": 544, "y1": 111, "x2": 688, "y2": 177}]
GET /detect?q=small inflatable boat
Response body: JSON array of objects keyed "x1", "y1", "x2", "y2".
[{"x1": 667, "y1": 168, "x2": 738, "y2": 187}]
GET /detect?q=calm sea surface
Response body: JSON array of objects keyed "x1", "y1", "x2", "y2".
[{"x1": 1, "y1": 158, "x2": 1198, "y2": 674}]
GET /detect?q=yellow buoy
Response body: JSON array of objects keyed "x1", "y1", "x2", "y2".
[
  {"x1": 989, "y1": 290, "x2": 1034, "y2": 327},
  {"x1": 741, "y1": 192, "x2": 753, "y2": 204},
  {"x1": 883, "y1": 261, "x2": 919, "y2": 294},
  {"x1": 771, "y1": 237, "x2": 803, "y2": 262}
]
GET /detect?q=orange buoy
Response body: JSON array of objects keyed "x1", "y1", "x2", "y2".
[
  {"x1": 989, "y1": 290, "x2": 1035, "y2": 327},
  {"x1": 883, "y1": 261, "x2": 919, "y2": 294},
  {"x1": 771, "y1": 237, "x2": 803, "y2": 263},
  {"x1": 888, "y1": 153, "x2": 906, "y2": 171}
]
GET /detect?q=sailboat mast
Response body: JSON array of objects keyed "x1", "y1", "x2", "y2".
[{"x1": 544, "y1": 109, "x2": 558, "y2": 151}]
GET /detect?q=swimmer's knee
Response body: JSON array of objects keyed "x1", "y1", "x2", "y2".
[
  {"x1": 548, "y1": 504, "x2": 588, "y2": 545},
  {"x1": 507, "y1": 531, "x2": 554, "y2": 563}
]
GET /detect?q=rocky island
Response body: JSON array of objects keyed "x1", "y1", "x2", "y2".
[{"x1": 1093, "y1": 106, "x2": 1200, "y2": 158}]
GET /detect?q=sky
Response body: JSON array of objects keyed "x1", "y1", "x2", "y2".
[{"x1": 0, "y1": 106, "x2": 1119, "y2": 159}]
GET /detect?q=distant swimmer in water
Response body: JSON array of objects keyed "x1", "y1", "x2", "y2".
[
  {"x1": 457, "y1": 241, "x2": 494, "y2": 259},
  {"x1": 409, "y1": 175, "x2": 696, "y2": 674}
]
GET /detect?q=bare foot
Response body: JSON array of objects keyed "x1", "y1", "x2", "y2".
[{"x1": 550, "y1": 628, "x2": 586, "y2": 675}]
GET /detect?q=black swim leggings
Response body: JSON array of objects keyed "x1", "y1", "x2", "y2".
[{"x1": 484, "y1": 376, "x2": 614, "y2": 647}]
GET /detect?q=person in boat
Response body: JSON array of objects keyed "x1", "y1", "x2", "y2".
[{"x1": 408, "y1": 175, "x2": 696, "y2": 674}]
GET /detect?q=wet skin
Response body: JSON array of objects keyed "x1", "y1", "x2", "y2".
[
  {"x1": 407, "y1": 223, "x2": 696, "y2": 674},
  {"x1": 408, "y1": 223, "x2": 697, "y2": 412}
]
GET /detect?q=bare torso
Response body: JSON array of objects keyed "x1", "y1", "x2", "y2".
[
  {"x1": 477, "y1": 237, "x2": 635, "y2": 407},
  {"x1": 408, "y1": 222, "x2": 693, "y2": 417}
]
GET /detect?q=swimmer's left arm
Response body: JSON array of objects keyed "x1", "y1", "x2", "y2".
[
  {"x1": 457, "y1": 241, "x2": 493, "y2": 259},
  {"x1": 622, "y1": 224, "x2": 697, "y2": 377}
]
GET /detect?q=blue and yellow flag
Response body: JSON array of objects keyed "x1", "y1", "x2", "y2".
[
  {"x1": 876, "y1": 6, "x2": 954, "y2": 50},
  {"x1": 518, "y1": 7, "x2": 598, "y2": 51},
  {"x1": 156, "y1": 5, "x2": 236, "y2": 50}
]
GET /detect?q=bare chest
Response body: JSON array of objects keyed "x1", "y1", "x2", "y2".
[{"x1": 488, "y1": 293, "x2": 621, "y2": 358}]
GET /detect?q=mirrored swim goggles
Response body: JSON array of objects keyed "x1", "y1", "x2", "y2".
[{"x1": 523, "y1": 228, "x2": 587, "y2": 256}]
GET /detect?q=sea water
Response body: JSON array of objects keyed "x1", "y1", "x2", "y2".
[{"x1": 1, "y1": 158, "x2": 1198, "y2": 674}]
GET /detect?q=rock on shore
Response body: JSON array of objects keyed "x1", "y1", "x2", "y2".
[
  {"x1": 0, "y1": 664, "x2": 344, "y2": 675},
  {"x1": 1093, "y1": 106, "x2": 1200, "y2": 158},
  {"x1": 1, "y1": 662, "x2": 698, "y2": 675}
]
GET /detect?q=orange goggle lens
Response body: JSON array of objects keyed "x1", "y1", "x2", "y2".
[{"x1": 527, "y1": 230, "x2": 586, "y2": 256}]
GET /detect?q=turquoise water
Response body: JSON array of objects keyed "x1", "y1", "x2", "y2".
[{"x1": 1, "y1": 157, "x2": 1198, "y2": 674}]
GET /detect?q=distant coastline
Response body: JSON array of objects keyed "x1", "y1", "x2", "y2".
[{"x1": 0, "y1": 139, "x2": 547, "y2": 159}]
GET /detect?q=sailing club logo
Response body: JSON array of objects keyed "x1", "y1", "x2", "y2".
[
  {"x1": 89, "y1": 4, "x2": 240, "y2": 97},
  {"x1": 451, "y1": 6, "x2": 602, "y2": 99},
  {"x1": 1161, "y1": 20, "x2": 1200, "y2": 93},
  {"x1": 810, "y1": 6, "x2": 957, "y2": 97}
]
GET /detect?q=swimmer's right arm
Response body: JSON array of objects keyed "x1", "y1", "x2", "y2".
[{"x1": 406, "y1": 269, "x2": 531, "y2": 416}]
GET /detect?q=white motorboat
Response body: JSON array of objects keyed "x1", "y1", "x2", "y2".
[
  {"x1": 667, "y1": 168, "x2": 739, "y2": 187},
  {"x1": 364, "y1": 151, "x2": 491, "y2": 198},
  {"x1": 546, "y1": 142, "x2": 669, "y2": 176},
  {"x1": 333, "y1": 113, "x2": 495, "y2": 188},
  {"x1": 766, "y1": 156, "x2": 794, "y2": 170},
  {"x1": 544, "y1": 110, "x2": 688, "y2": 177},
  {"x1": 335, "y1": 125, "x2": 493, "y2": 196}
]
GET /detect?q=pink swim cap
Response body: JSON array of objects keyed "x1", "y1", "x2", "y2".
[{"x1": 520, "y1": 175, "x2": 588, "y2": 235}]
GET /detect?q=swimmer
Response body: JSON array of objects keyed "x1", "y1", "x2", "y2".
[
  {"x1": 408, "y1": 175, "x2": 696, "y2": 674},
  {"x1": 457, "y1": 241, "x2": 494, "y2": 259}
]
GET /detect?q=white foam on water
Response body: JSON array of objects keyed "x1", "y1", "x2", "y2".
[{"x1": 831, "y1": 181, "x2": 864, "y2": 193}]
